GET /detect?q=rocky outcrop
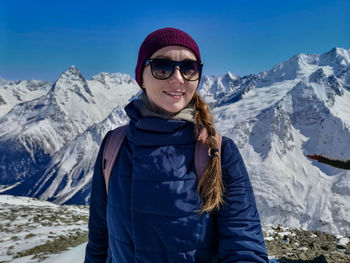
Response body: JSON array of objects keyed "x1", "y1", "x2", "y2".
[{"x1": 264, "y1": 225, "x2": 350, "y2": 262}]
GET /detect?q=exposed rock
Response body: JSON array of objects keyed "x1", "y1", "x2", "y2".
[{"x1": 264, "y1": 225, "x2": 350, "y2": 262}]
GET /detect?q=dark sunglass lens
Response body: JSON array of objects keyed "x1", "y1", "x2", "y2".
[
  {"x1": 181, "y1": 61, "x2": 199, "y2": 80},
  {"x1": 151, "y1": 60, "x2": 173, "y2": 79}
]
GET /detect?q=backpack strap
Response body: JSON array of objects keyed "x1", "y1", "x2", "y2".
[
  {"x1": 195, "y1": 128, "x2": 222, "y2": 180},
  {"x1": 102, "y1": 125, "x2": 222, "y2": 195},
  {"x1": 102, "y1": 125, "x2": 128, "y2": 194}
]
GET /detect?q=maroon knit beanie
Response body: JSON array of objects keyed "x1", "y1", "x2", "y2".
[{"x1": 135, "y1": 27, "x2": 202, "y2": 88}]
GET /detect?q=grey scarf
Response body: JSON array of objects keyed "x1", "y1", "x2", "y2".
[{"x1": 133, "y1": 92, "x2": 196, "y2": 123}]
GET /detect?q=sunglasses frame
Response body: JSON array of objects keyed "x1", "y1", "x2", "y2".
[{"x1": 145, "y1": 58, "x2": 203, "y2": 81}]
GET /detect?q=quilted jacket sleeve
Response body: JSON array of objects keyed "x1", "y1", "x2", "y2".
[
  {"x1": 84, "y1": 134, "x2": 109, "y2": 263},
  {"x1": 216, "y1": 137, "x2": 268, "y2": 263}
]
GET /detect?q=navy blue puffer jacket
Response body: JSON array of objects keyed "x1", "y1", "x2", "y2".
[{"x1": 85, "y1": 100, "x2": 268, "y2": 263}]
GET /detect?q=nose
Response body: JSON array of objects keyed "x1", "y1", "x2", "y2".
[{"x1": 168, "y1": 66, "x2": 185, "y2": 84}]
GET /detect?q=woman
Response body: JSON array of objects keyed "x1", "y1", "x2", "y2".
[{"x1": 85, "y1": 27, "x2": 268, "y2": 263}]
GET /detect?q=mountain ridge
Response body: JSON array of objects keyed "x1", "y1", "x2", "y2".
[{"x1": 1, "y1": 47, "x2": 349, "y2": 236}]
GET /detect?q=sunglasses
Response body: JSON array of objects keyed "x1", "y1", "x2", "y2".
[{"x1": 145, "y1": 58, "x2": 203, "y2": 81}]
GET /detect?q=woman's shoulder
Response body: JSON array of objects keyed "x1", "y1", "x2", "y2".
[
  {"x1": 220, "y1": 136, "x2": 241, "y2": 159},
  {"x1": 220, "y1": 136, "x2": 248, "y2": 179}
]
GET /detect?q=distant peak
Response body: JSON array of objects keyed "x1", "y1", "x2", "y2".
[
  {"x1": 51, "y1": 65, "x2": 91, "y2": 96},
  {"x1": 67, "y1": 65, "x2": 80, "y2": 74},
  {"x1": 320, "y1": 47, "x2": 350, "y2": 68},
  {"x1": 289, "y1": 52, "x2": 314, "y2": 63},
  {"x1": 331, "y1": 47, "x2": 343, "y2": 53},
  {"x1": 56, "y1": 65, "x2": 85, "y2": 82},
  {"x1": 224, "y1": 72, "x2": 239, "y2": 80},
  {"x1": 323, "y1": 47, "x2": 348, "y2": 57}
]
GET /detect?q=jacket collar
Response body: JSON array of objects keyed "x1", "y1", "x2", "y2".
[
  {"x1": 124, "y1": 94, "x2": 196, "y2": 145},
  {"x1": 125, "y1": 92, "x2": 196, "y2": 133}
]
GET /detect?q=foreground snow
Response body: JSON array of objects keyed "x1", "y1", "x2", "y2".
[
  {"x1": 0, "y1": 195, "x2": 88, "y2": 262},
  {"x1": 2, "y1": 195, "x2": 350, "y2": 262},
  {"x1": 41, "y1": 242, "x2": 87, "y2": 263}
]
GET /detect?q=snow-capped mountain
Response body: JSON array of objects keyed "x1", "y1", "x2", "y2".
[
  {"x1": 0, "y1": 66, "x2": 139, "y2": 197},
  {"x1": 199, "y1": 72, "x2": 257, "y2": 106},
  {"x1": 1, "y1": 47, "x2": 349, "y2": 236},
  {"x1": 29, "y1": 106, "x2": 129, "y2": 205},
  {"x1": 0, "y1": 78, "x2": 52, "y2": 118},
  {"x1": 213, "y1": 47, "x2": 350, "y2": 235}
]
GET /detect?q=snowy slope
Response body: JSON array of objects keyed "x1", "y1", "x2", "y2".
[
  {"x1": 0, "y1": 195, "x2": 88, "y2": 263},
  {"x1": 1, "y1": 47, "x2": 350, "y2": 237},
  {"x1": 29, "y1": 106, "x2": 129, "y2": 204},
  {"x1": 41, "y1": 242, "x2": 87, "y2": 263},
  {"x1": 2, "y1": 195, "x2": 349, "y2": 263},
  {"x1": 0, "y1": 78, "x2": 52, "y2": 118}
]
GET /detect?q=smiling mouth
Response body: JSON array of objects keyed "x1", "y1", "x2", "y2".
[{"x1": 163, "y1": 91, "x2": 185, "y2": 96}]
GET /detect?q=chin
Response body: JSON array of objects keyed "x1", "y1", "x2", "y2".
[{"x1": 164, "y1": 104, "x2": 185, "y2": 114}]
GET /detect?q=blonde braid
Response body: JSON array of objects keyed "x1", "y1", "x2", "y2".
[{"x1": 192, "y1": 93, "x2": 225, "y2": 213}]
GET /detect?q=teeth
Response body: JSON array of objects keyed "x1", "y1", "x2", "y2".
[{"x1": 165, "y1": 91, "x2": 183, "y2": 96}]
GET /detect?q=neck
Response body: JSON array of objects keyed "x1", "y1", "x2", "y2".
[{"x1": 148, "y1": 100, "x2": 177, "y2": 116}]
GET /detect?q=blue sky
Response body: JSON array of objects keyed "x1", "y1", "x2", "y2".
[{"x1": 0, "y1": 0, "x2": 349, "y2": 81}]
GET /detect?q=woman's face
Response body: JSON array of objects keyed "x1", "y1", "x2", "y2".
[{"x1": 142, "y1": 45, "x2": 199, "y2": 114}]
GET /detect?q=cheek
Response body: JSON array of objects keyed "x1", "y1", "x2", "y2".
[
  {"x1": 142, "y1": 69, "x2": 162, "y2": 92},
  {"x1": 188, "y1": 82, "x2": 198, "y2": 96},
  {"x1": 142, "y1": 71, "x2": 149, "y2": 88},
  {"x1": 142, "y1": 67, "x2": 154, "y2": 87}
]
